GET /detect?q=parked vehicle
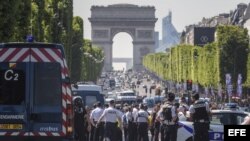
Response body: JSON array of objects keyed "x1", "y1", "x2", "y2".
[
  {"x1": 177, "y1": 110, "x2": 249, "y2": 141},
  {"x1": 72, "y1": 84, "x2": 105, "y2": 108},
  {"x1": 0, "y1": 43, "x2": 74, "y2": 141}
]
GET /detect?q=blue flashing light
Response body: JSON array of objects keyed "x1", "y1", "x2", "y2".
[{"x1": 26, "y1": 35, "x2": 34, "y2": 42}]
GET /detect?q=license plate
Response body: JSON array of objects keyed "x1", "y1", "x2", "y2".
[{"x1": 0, "y1": 124, "x2": 23, "y2": 129}]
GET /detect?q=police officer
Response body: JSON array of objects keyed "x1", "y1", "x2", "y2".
[
  {"x1": 90, "y1": 102, "x2": 104, "y2": 141},
  {"x1": 136, "y1": 103, "x2": 149, "y2": 141},
  {"x1": 157, "y1": 92, "x2": 178, "y2": 141},
  {"x1": 97, "y1": 100, "x2": 122, "y2": 141},
  {"x1": 131, "y1": 103, "x2": 139, "y2": 141},
  {"x1": 122, "y1": 107, "x2": 129, "y2": 141},
  {"x1": 189, "y1": 93, "x2": 210, "y2": 141},
  {"x1": 90, "y1": 103, "x2": 97, "y2": 141},
  {"x1": 125, "y1": 106, "x2": 134, "y2": 141},
  {"x1": 73, "y1": 96, "x2": 87, "y2": 141}
]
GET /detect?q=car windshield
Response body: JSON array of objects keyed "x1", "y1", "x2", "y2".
[
  {"x1": 120, "y1": 92, "x2": 135, "y2": 96},
  {"x1": 210, "y1": 112, "x2": 247, "y2": 125}
]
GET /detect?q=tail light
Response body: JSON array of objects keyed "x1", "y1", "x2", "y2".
[{"x1": 66, "y1": 103, "x2": 73, "y2": 136}]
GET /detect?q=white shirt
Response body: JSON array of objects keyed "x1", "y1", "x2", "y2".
[
  {"x1": 179, "y1": 103, "x2": 189, "y2": 114},
  {"x1": 132, "y1": 107, "x2": 138, "y2": 122},
  {"x1": 90, "y1": 107, "x2": 104, "y2": 122},
  {"x1": 125, "y1": 111, "x2": 133, "y2": 122},
  {"x1": 100, "y1": 107, "x2": 122, "y2": 123},
  {"x1": 136, "y1": 109, "x2": 149, "y2": 123}
]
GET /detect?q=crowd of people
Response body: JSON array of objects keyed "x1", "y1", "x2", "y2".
[{"x1": 72, "y1": 89, "x2": 250, "y2": 141}]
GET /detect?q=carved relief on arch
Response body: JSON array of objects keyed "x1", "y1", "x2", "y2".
[
  {"x1": 93, "y1": 30, "x2": 109, "y2": 38},
  {"x1": 111, "y1": 28, "x2": 135, "y2": 40},
  {"x1": 137, "y1": 30, "x2": 153, "y2": 39}
]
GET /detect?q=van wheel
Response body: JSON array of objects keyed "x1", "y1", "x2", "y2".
[{"x1": 186, "y1": 137, "x2": 193, "y2": 141}]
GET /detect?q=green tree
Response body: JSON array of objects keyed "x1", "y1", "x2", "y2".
[
  {"x1": 0, "y1": 0, "x2": 23, "y2": 42},
  {"x1": 217, "y1": 25, "x2": 249, "y2": 87},
  {"x1": 71, "y1": 16, "x2": 84, "y2": 83}
]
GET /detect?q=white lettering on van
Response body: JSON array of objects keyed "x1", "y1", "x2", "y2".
[
  {"x1": 0, "y1": 115, "x2": 24, "y2": 119},
  {"x1": 4, "y1": 69, "x2": 19, "y2": 81},
  {"x1": 40, "y1": 127, "x2": 59, "y2": 132}
]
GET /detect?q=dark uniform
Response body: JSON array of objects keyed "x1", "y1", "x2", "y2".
[
  {"x1": 157, "y1": 93, "x2": 178, "y2": 141},
  {"x1": 73, "y1": 96, "x2": 87, "y2": 141},
  {"x1": 189, "y1": 93, "x2": 210, "y2": 141}
]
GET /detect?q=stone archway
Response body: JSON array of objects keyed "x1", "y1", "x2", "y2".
[{"x1": 89, "y1": 4, "x2": 157, "y2": 71}]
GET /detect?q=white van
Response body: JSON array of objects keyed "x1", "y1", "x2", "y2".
[{"x1": 72, "y1": 84, "x2": 105, "y2": 107}]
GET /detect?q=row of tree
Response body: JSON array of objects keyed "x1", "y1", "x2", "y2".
[
  {"x1": 143, "y1": 25, "x2": 250, "y2": 96},
  {"x1": 0, "y1": 0, "x2": 104, "y2": 83}
]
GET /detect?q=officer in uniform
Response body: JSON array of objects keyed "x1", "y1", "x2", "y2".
[
  {"x1": 131, "y1": 103, "x2": 139, "y2": 141},
  {"x1": 97, "y1": 100, "x2": 122, "y2": 141},
  {"x1": 157, "y1": 92, "x2": 178, "y2": 141},
  {"x1": 125, "y1": 106, "x2": 134, "y2": 141},
  {"x1": 90, "y1": 102, "x2": 104, "y2": 141},
  {"x1": 136, "y1": 103, "x2": 149, "y2": 141},
  {"x1": 73, "y1": 96, "x2": 87, "y2": 141},
  {"x1": 189, "y1": 93, "x2": 210, "y2": 141}
]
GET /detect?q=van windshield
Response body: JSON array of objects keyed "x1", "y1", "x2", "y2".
[
  {"x1": 74, "y1": 90, "x2": 101, "y2": 107},
  {"x1": 0, "y1": 63, "x2": 26, "y2": 105},
  {"x1": 34, "y1": 63, "x2": 61, "y2": 106}
]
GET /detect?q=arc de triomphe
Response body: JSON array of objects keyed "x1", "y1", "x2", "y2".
[{"x1": 89, "y1": 4, "x2": 157, "y2": 71}]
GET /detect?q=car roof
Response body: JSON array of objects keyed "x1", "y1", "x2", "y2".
[
  {"x1": 212, "y1": 109, "x2": 249, "y2": 114},
  {"x1": 72, "y1": 84, "x2": 102, "y2": 92},
  {"x1": 121, "y1": 90, "x2": 134, "y2": 93}
]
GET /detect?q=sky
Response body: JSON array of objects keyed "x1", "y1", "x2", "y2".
[{"x1": 73, "y1": 0, "x2": 250, "y2": 70}]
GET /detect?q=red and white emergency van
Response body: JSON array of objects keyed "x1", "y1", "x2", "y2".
[{"x1": 0, "y1": 43, "x2": 74, "y2": 141}]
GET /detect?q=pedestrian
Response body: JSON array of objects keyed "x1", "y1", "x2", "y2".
[
  {"x1": 151, "y1": 104, "x2": 161, "y2": 141},
  {"x1": 178, "y1": 96, "x2": 189, "y2": 117},
  {"x1": 136, "y1": 103, "x2": 149, "y2": 141},
  {"x1": 157, "y1": 92, "x2": 178, "y2": 141},
  {"x1": 97, "y1": 100, "x2": 122, "y2": 141},
  {"x1": 189, "y1": 92, "x2": 210, "y2": 141},
  {"x1": 90, "y1": 103, "x2": 97, "y2": 141},
  {"x1": 126, "y1": 106, "x2": 134, "y2": 141},
  {"x1": 90, "y1": 102, "x2": 104, "y2": 141},
  {"x1": 131, "y1": 103, "x2": 139, "y2": 141},
  {"x1": 122, "y1": 107, "x2": 129, "y2": 141},
  {"x1": 85, "y1": 106, "x2": 92, "y2": 141}
]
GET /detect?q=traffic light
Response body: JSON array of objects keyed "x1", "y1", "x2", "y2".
[{"x1": 187, "y1": 80, "x2": 192, "y2": 90}]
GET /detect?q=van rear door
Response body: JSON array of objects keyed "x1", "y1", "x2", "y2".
[
  {"x1": 29, "y1": 62, "x2": 63, "y2": 134},
  {"x1": 0, "y1": 45, "x2": 70, "y2": 138},
  {"x1": 0, "y1": 62, "x2": 28, "y2": 133}
]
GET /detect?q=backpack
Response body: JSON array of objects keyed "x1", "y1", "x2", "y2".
[{"x1": 162, "y1": 104, "x2": 173, "y2": 121}]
